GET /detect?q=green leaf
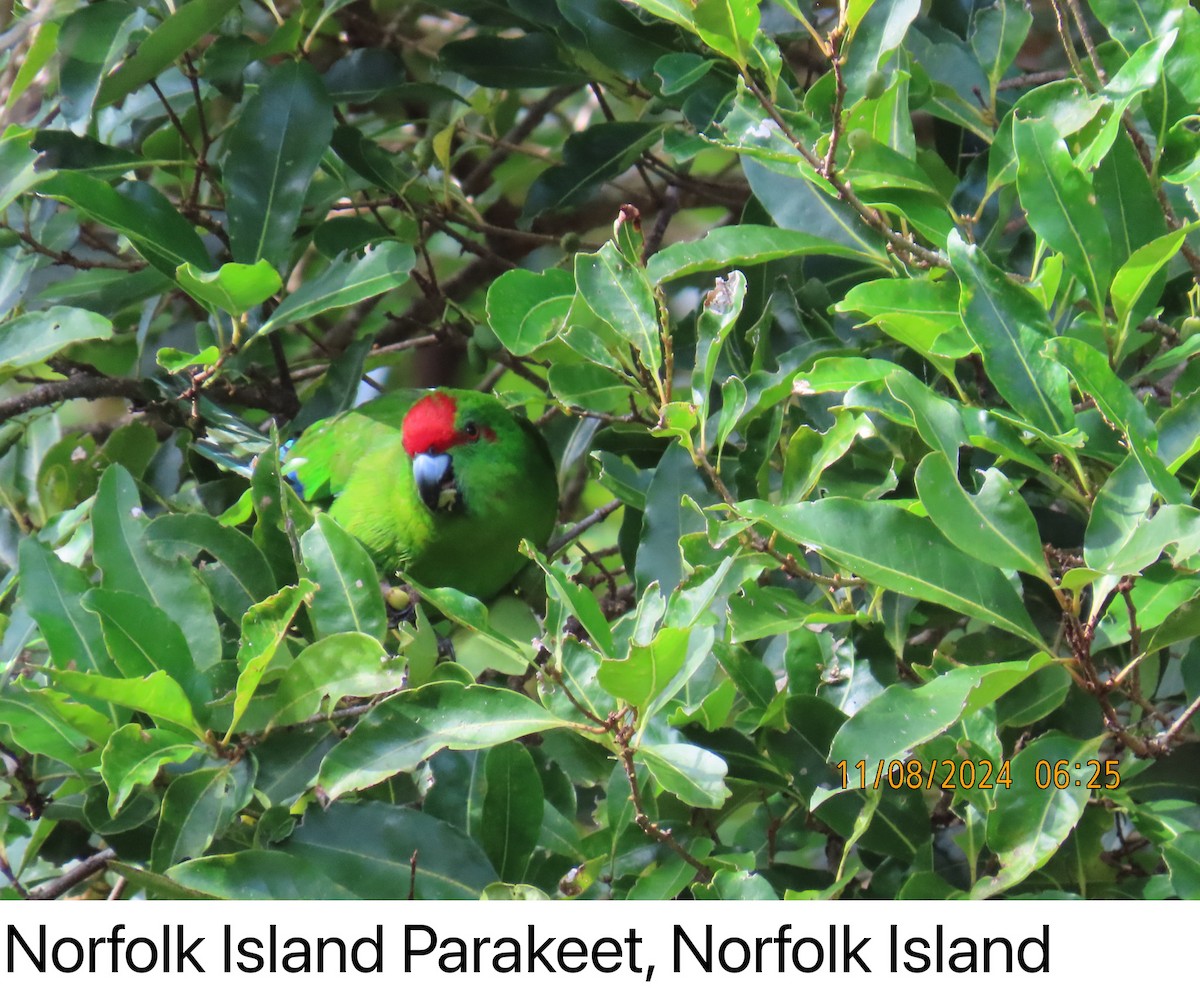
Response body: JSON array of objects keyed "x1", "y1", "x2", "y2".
[
  {"x1": 3, "y1": 23, "x2": 59, "y2": 119},
  {"x1": 145, "y1": 513, "x2": 278, "y2": 621},
  {"x1": 829, "y1": 656, "x2": 1054, "y2": 773},
  {"x1": 1164, "y1": 832, "x2": 1200, "y2": 899},
  {"x1": 640, "y1": 742, "x2": 731, "y2": 808},
  {"x1": 407, "y1": 583, "x2": 534, "y2": 676},
  {"x1": 948, "y1": 231, "x2": 1074, "y2": 435},
  {"x1": 300, "y1": 513, "x2": 387, "y2": 642},
  {"x1": 268, "y1": 632, "x2": 404, "y2": 727},
  {"x1": 485, "y1": 268, "x2": 574, "y2": 356},
  {"x1": 738, "y1": 498, "x2": 1047, "y2": 647},
  {"x1": 741, "y1": 158, "x2": 890, "y2": 266},
  {"x1": 973, "y1": 733, "x2": 1103, "y2": 898},
  {"x1": 1084, "y1": 457, "x2": 1200, "y2": 575},
  {"x1": 0, "y1": 127, "x2": 40, "y2": 213},
  {"x1": 95, "y1": 0, "x2": 242, "y2": 108},
  {"x1": 1047, "y1": 337, "x2": 1185, "y2": 503},
  {"x1": 151, "y1": 762, "x2": 254, "y2": 871},
  {"x1": 481, "y1": 742, "x2": 544, "y2": 883},
  {"x1": 317, "y1": 682, "x2": 572, "y2": 799},
  {"x1": 167, "y1": 850, "x2": 358, "y2": 900},
  {"x1": 37, "y1": 174, "x2": 211, "y2": 276},
  {"x1": 598, "y1": 627, "x2": 689, "y2": 712},
  {"x1": 548, "y1": 361, "x2": 636, "y2": 412},
  {"x1": 970, "y1": 0, "x2": 1033, "y2": 99},
  {"x1": 100, "y1": 724, "x2": 201, "y2": 816},
  {"x1": 1110, "y1": 222, "x2": 1200, "y2": 343},
  {"x1": 440, "y1": 34, "x2": 589, "y2": 90},
  {"x1": 93, "y1": 466, "x2": 222, "y2": 672},
  {"x1": 17, "y1": 538, "x2": 111, "y2": 676},
  {"x1": 156, "y1": 346, "x2": 220, "y2": 374},
  {"x1": 575, "y1": 241, "x2": 662, "y2": 389},
  {"x1": 286, "y1": 801, "x2": 497, "y2": 899},
  {"x1": 57, "y1": 2, "x2": 141, "y2": 130},
  {"x1": 0, "y1": 685, "x2": 111, "y2": 769},
  {"x1": 175, "y1": 260, "x2": 282, "y2": 316},
  {"x1": 226, "y1": 580, "x2": 315, "y2": 742},
  {"x1": 835, "y1": 276, "x2": 973, "y2": 378},
  {"x1": 256, "y1": 242, "x2": 416, "y2": 337},
  {"x1": 692, "y1": 271, "x2": 745, "y2": 432},
  {"x1": 46, "y1": 669, "x2": 204, "y2": 738},
  {"x1": 1013, "y1": 115, "x2": 1110, "y2": 309},
  {"x1": 0, "y1": 306, "x2": 112, "y2": 372},
  {"x1": 914, "y1": 453, "x2": 1052, "y2": 582},
  {"x1": 224, "y1": 60, "x2": 335, "y2": 267},
  {"x1": 648, "y1": 225, "x2": 884, "y2": 285},
  {"x1": 81, "y1": 589, "x2": 211, "y2": 713},
  {"x1": 691, "y1": 0, "x2": 760, "y2": 69},
  {"x1": 525, "y1": 122, "x2": 661, "y2": 220}
]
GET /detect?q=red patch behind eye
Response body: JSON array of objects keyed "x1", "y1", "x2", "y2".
[{"x1": 402, "y1": 392, "x2": 459, "y2": 457}]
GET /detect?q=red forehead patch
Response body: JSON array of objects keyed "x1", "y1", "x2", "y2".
[{"x1": 402, "y1": 392, "x2": 458, "y2": 457}]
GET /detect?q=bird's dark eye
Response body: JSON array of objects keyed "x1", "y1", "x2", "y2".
[{"x1": 464, "y1": 421, "x2": 479, "y2": 440}]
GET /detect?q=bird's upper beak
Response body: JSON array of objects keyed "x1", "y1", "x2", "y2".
[{"x1": 412, "y1": 451, "x2": 455, "y2": 511}]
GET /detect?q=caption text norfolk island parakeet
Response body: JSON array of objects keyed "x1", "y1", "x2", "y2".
[{"x1": 283, "y1": 389, "x2": 559, "y2": 601}]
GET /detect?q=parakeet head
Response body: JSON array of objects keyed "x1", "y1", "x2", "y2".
[{"x1": 401, "y1": 391, "x2": 504, "y2": 513}]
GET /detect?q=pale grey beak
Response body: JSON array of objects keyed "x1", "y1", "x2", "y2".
[{"x1": 412, "y1": 451, "x2": 453, "y2": 511}]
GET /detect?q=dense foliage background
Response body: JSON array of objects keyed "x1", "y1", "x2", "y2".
[{"x1": 1, "y1": 0, "x2": 1199, "y2": 901}]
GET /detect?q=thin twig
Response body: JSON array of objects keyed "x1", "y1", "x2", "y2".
[
  {"x1": 548, "y1": 499, "x2": 622, "y2": 557},
  {"x1": 27, "y1": 848, "x2": 116, "y2": 900},
  {"x1": 616, "y1": 736, "x2": 712, "y2": 884}
]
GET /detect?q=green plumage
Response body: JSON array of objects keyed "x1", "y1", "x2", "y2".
[{"x1": 283, "y1": 389, "x2": 558, "y2": 601}]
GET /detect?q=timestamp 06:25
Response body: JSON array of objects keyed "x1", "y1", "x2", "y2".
[{"x1": 835, "y1": 757, "x2": 1122, "y2": 792}]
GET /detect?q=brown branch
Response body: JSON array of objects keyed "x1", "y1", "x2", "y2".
[
  {"x1": 462, "y1": 84, "x2": 581, "y2": 197},
  {"x1": 996, "y1": 69, "x2": 1070, "y2": 90},
  {"x1": 740, "y1": 73, "x2": 948, "y2": 269},
  {"x1": 616, "y1": 734, "x2": 712, "y2": 884},
  {"x1": 1, "y1": 222, "x2": 146, "y2": 271},
  {"x1": 26, "y1": 848, "x2": 116, "y2": 900},
  {"x1": 548, "y1": 499, "x2": 622, "y2": 557}
]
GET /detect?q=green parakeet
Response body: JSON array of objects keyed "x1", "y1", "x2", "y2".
[{"x1": 283, "y1": 389, "x2": 558, "y2": 600}]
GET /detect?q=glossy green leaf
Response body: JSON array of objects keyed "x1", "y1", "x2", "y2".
[
  {"x1": 100, "y1": 724, "x2": 201, "y2": 816},
  {"x1": 300, "y1": 513, "x2": 387, "y2": 641},
  {"x1": 151, "y1": 762, "x2": 254, "y2": 871},
  {"x1": 485, "y1": 268, "x2": 574, "y2": 356},
  {"x1": 738, "y1": 498, "x2": 1046, "y2": 647},
  {"x1": 175, "y1": 260, "x2": 282, "y2": 316},
  {"x1": 915, "y1": 453, "x2": 1052, "y2": 582},
  {"x1": 286, "y1": 801, "x2": 497, "y2": 899},
  {"x1": 37, "y1": 174, "x2": 211, "y2": 275},
  {"x1": 224, "y1": 60, "x2": 335, "y2": 267},
  {"x1": 226, "y1": 580, "x2": 315, "y2": 742},
  {"x1": 17, "y1": 538, "x2": 111, "y2": 676},
  {"x1": 1047, "y1": 337, "x2": 1184, "y2": 503},
  {"x1": 830, "y1": 656, "x2": 1053, "y2": 773},
  {"x1": 256, "y1": 242, "x2": 416, "y2": 337},
  {"x1": 1014, "y1": 115, "x2": 1110, "y2": 308},
  {"x1": 46, "y1": 669, "x2": 204, "y2": 738},
  {"x1": 481, "y1": 742, "x2": 544, "y2": 882},
  {"x1": 0, "y1": 306, "x2": 112, "y2": 371},
  {"x1": 167, "y1": 851, "x2": 358, "y2": 900},
  {"x1": 317, "y1": 682, "x2": 573, "y2": 799},
  {"x1": 145, "y1": 513, "x2": 277, "y2": 621},
  {"x1": 93, "y1": 466, "x2": 222, "y2": 672},
  {"x1": 973, "y1": 733, "x2": 1103, "y2": 898},
  {"x1": 948, "y1": 232, "x2": 1074, "y2": 435},
  {"x1": 640, "y1": 742, "x2": 731, "y2": 808},
  {"x1": 525, "y1": 122, "x2": 660, "y2": 220},
  {"x1": 268, "y1": 633, "x2": 403, "y2": 726},
  {"x1": 575, "y1": 242, "x2": 662, "y2": 388},
  {"x1": 95, "y1": 0, "x2": 241, "y2": 108}
]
